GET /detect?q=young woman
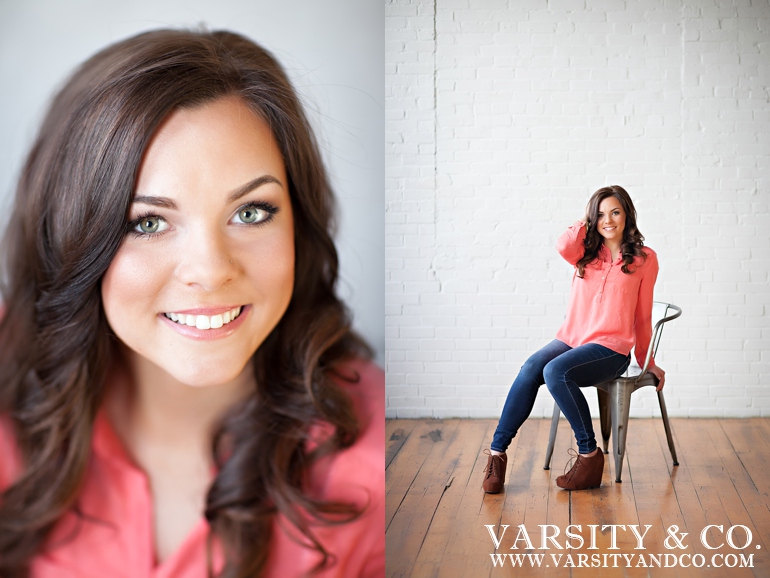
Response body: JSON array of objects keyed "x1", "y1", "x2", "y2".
[
  {"x1": 0, "y1": 30, "x2": 383, "y2": 577},
  {"x1": 483, "y1": 185, "x2": 665, "y2": 493}
]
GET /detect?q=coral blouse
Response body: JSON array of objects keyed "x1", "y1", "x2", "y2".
[
  {"x1": 554, "y1": 221, "x2": 659, "y2": 368},
  {"x1": 0, "y1": 360, "x2": 384, "y2": 578}
]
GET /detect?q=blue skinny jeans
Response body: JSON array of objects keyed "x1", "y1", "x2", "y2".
[{"x1": 491, "y1": 340, "x2": 630, "y2": 455}]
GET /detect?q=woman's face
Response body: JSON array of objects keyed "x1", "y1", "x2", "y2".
[
  {"x1": 101, "y1": 96, "x2": 295, "y2": 387},
  {"x1": 596, "y1": 196, "x2": 626, "y2": 244}
]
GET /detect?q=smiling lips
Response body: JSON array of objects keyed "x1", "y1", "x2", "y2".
[{"x1": 164, "y1": 306, "x2": 243, "y2": 330}]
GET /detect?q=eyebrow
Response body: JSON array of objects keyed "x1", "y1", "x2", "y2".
[
  {"x1": 132, "y1": 175, "x2": 284, "y2": 209},
  {"x1": 226, "y1": 175, "x2": 284, "y2": 203}
]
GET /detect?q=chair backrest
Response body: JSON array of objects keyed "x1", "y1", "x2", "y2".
[
  {"x1": 626, "y1": 301, "x2": 681, "y2": 375},
  {"x1": 650, "y1": 301, "x2": 674, "y2": 358}
]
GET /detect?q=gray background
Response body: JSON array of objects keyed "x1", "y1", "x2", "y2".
[{"x1": 0, "y1": 0, "x2": 384, "y2": 364}]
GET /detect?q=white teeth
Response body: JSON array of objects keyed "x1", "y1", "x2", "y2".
[{"x1": 164, "y1": 306, "x2": 242, "y2": 330}]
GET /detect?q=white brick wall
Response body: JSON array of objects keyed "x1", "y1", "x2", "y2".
[{"x1": 385, "y1": 0, "x2": 770, "y2": 418}]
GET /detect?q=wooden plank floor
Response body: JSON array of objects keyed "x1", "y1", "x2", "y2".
[{"x1": 386, "y1": 418, "x2": 770, "y2": 578}]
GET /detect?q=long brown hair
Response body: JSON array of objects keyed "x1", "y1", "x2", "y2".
[
  {"x1": 576, "y1": 185, "x2": 647, "y2": 278},
  {"x1": 0, "y1": 29, "x2": 370, "y2": 577}
]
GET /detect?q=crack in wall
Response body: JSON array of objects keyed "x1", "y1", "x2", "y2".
[{"x1": 431, "y1": 0, "x2": 441, "y2": 294}]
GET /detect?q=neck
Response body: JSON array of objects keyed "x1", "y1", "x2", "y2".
[
  {"x1": 604, "y1": 239, "x2": 622, "y2": 259},
  {"x1": 107, "y1": 346, "x2": 253, "y2": 460}
]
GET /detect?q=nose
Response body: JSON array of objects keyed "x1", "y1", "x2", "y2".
[{"x1": 175, "y1": 225, "x2": 238, "y2": 291}]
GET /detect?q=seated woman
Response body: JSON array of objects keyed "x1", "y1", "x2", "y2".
[
  {"x1": 483, "y1": 186, "x2": 665, "y2": 493},
  {"x1": 0, "y1": 29, "x2": 383, "y2": 577}
]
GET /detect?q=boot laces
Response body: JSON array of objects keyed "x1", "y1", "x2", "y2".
[
  {"x1": 483, "y1": 449, "x2": 503, "y2": 480},
  {"x1": 562, "y1": 448, "x2": 583, "y2": 480}
]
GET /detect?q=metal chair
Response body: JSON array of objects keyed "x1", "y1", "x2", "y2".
[{"x1": 543, "y1": 302, "x2": 682, "y2": 482}]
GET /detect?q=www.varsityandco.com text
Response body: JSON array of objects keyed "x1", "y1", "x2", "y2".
[{"x1": 486, "y1": 524, "x2": 759, "y2": 569}]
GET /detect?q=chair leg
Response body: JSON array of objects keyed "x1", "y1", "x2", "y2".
[
  {"x1": 609, "y1": 381, "x2": 634, "y2": 483},
  {"x1": 597, "y1": 388, "x2": 611, "y2": 453},
  {"x1": 657, "y1": 390, "x2": 679, "y2": 466},
  {"x1": 543, "y1": 402, "x2": 561, "y2": 470}
]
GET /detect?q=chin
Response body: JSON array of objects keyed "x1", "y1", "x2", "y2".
[{"x1": 168, "y1": 362, "x2": 252, "y2": 388}]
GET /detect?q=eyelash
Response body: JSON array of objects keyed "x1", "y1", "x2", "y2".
[
  {"x1": 233, "y1": 201, "x2": 280, "y2": 227},
  {"x1": 126, "y1": 201, "x2": 280, "y2": 239}
]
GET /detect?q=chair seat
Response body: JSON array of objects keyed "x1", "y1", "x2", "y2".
[{"x1": 594, "y1": 372, "x2": 657, "y2": 395}]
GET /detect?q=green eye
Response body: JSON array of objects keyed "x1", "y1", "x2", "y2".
[
  {"x1": 231, "y1": 202, "x2": 278, "y2": 226},
  {"x1": 137, "y1": 217, "x2": 161, "y2": 234},
  {"x1": 130, "y1": 215, "x2": 168, "y2": 236},
  {"x1": 237, "y1": 207, "x2": 261, "y2": 224}
]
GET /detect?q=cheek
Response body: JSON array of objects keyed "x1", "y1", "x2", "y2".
[
  {"x1": 240, "y1": 231, "x2": 295, "y2": 302},
  {"x1": 258, "y1": 209, "x2": 294, "y2": 298},
  {"x1": 101, "y1": 247, "x2": 167, "y2": 321}
]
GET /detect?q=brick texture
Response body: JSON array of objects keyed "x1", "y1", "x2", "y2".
[{"x1": 385, "y1": 0, "x2": 770, "y2": 418}]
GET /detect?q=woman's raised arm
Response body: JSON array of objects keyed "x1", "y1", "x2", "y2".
[{"x1": 556, "y1": 220, "x2": 588, "y2": 265}]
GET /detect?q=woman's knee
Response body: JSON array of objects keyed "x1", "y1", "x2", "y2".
[
  {"x1": 516, "y1": 356, "x2": 547, "y2": 389},
  {"x1": 543, "y1": 359, "x2": 568, "y2": 391}
]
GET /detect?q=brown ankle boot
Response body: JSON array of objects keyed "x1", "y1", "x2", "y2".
[
  {"x1": 482, "y1": 450, "x2": 507, "y2": 493},
  {"x1": 556, "y1": 449, "x2": 604, "y2": 490}
]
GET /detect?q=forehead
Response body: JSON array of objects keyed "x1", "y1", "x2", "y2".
[
  {"x1": 598, "y1": 196, "x2": 623, "y2": 212},
  {"x1": 134, "y1": 95, "x2": 285, "y2": 201}
]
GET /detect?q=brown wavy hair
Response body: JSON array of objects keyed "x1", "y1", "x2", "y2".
[
  {"x1": 0, "y1": 29, "x2": 371, "y2": 577},
  {"x1": 576, "y1": 185, "x2": 647, "y2": 278}
]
